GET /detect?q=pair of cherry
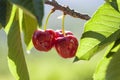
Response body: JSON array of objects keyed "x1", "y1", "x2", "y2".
[{"x1": 32, "y1": 29, "x2": 78, "y2": 58}]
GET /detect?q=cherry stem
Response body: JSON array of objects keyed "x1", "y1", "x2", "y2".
[
  {"x1": 62, "y1": 13, "x2": 66, "y2": 36},
  {"x1": 44, "y1": 8, "x2": 55, "y2": 30}
]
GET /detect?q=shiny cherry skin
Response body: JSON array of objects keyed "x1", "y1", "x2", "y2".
[
  {"x1": 55, "y1": 35, "x2": 78, "y2": 58},
  {"x1": 55, "y1": 30, "x2": 73, "y2": 38},
  {"x1": 32, "y1": 29, "x2": 55, "y2": 52}
]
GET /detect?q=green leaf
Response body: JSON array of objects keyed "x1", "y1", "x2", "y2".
[
  {"x1": 105, "y1": 49, "x2": 120, "y2": 80},
  {"x1": 22, "y1": 12, "x2": 37, "y2": 48},
  {"x1": 75, "y1": 3, "x2": 120, "y2": 60},
  {"x1": 109, "y1": 38, "x2": 120, "y2": 53},
  {"x1": 93, "y1": 44, "x2": 120, "y2": 80},
  {"x1": 117, "y1": 0, "x2": 120, "y2": 12},
  {"x1": 0, "y1": 24, "x2": 2, "y2": 29},
  {"x1": 7, "y1": 10, "x2": 29, "y2": 80},
  {"x1": 9, "y1": 0, "x2": 44, "y2": 26},
  {"x1": 110, "y1": 0, "x2": 118, "y2": 11},
  {"x1": 74, "y1": 29, "x2": 120, "y2": 62},
  {"x1": 5, "y1": 5, "x2": 17, "y2": 34},
  {"x1": 6, "y1": 1, "x2": 12, "y2": 25},
  {"x1": 105, "y1": 0, "x2": 120, "y2": 12},
  {"x1": 93, "y1": 57, "x2": 112, "y2": 80},
  {"x1": 104, "y1": 0, "x2": 109, "y2": 2},
  {"x1": 0, "y1": 0, "x2": 12, "y2": 27},
  {"x1": 93, "y1": 42, "x2": 115, "y2": 80}
]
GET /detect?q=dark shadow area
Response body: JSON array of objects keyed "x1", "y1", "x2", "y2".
[
  {"x1": 110, "y1": 0, "x2": 119, "y2": 12},
  {"x1": 106, "y1": 38, "x2": 120, "y2": 58},
  {"x1": 99, "y1": 29, "x2": 120, "y2": 46},
  {"x1": 0, "y1": 0, "x2": 7, "y2": 27},
  {"x1": 106, "y1": 52, "x2": 115, "y2": 58},
  {"x1": 81, "y1": 31, "x2": 106, "y2": 41}
]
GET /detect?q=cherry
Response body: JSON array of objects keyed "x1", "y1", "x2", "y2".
[
  {"x1": 32, "y1": 29, "x2": 55, "y2": 52},
  {"x1": 55, "y1": 30, "x2": 78, "y2": 58},
  {"x1": 55, "y1": 30, "x2": 73, "y2": 38}
]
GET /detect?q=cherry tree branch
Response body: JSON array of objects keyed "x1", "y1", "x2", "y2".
[{"x1": 44, "y1": 0, "x2": 91, "y2": 20}]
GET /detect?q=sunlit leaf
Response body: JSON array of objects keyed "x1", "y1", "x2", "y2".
[
  {"x1": 93, "y1": 42, "x2": 114, "y2": 80},
  {"x1": 9, "y1": 0, "x2": 44, "y2": 26},
  {"x1": 105, "y1": 49, "x2": 120, "y2": 80},
  {"x1": 117, "y1": 0, "x2": 120, "y2": 12},
  {"x1": 94, "y1": 44, "x2": 120, "y2": 80},
  {"x1": 22, "y1": 12, "x2": 37, "y2": 49},
  {"x1": 93, "y1": 57, "x2": 112, "y2": 80},
  {"x1": 109, "y1": 38, "x2": 120, "y2": 53},
  {"x1": 75, "y1": 3, "x2": 120, "y2": 60},
  {"x1": 110, "y1": 0, "x2": 118, "y2": 11},
  {"x1": 105, "y1": 0, "x2": 120, "y2": 12},
  {"x1": 5, "y1": 5, "x2": 17, "y2": 34},
  {"x1": 7, "y1": 10, "x2": 29, "y2": 80}
]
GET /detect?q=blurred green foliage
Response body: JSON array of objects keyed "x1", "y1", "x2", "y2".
[{"x1": 0, "y1": 41, "x2": 105, "y2": 80}]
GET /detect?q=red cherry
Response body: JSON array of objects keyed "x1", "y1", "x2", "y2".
[
  {"x1": 32, "y1": 29, "x2": 55, "y2": 52},
  {"x1": 55, "y1": 35, "x2": 78, "y2": 58},
  {"x1": 55, "y1": 30, "x2": 73, "y2": 38}
]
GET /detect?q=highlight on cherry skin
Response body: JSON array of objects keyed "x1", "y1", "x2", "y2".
[
  {"x1": 32, "y1": 29, "x2": 55, "y2": 52},
  {"x1": 55, "y1": 30, "x2": 73, "y2": 38}
]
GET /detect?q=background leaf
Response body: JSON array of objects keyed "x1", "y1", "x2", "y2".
[
  {"x1": 0, "y1": 24, "x2": 2, "y2": 29},
  {"x1": 0, "y1": 0, "x2": 12, "y2": 27},
  {"x1": 75, "y1": 3, "x2": 120, "y2": 60},
  {"x1": 7, "y1": 10, "x2": 29, "y2": 80},
  {"x1": 0, "y1": 0, "x2": 7, "y2": 27},
  {"x1": 9, "y1": 0, "x2": 44, "y2": 26},
  {"x1": 22, "y1": 12, "x2": 37, "y2": 48}
]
